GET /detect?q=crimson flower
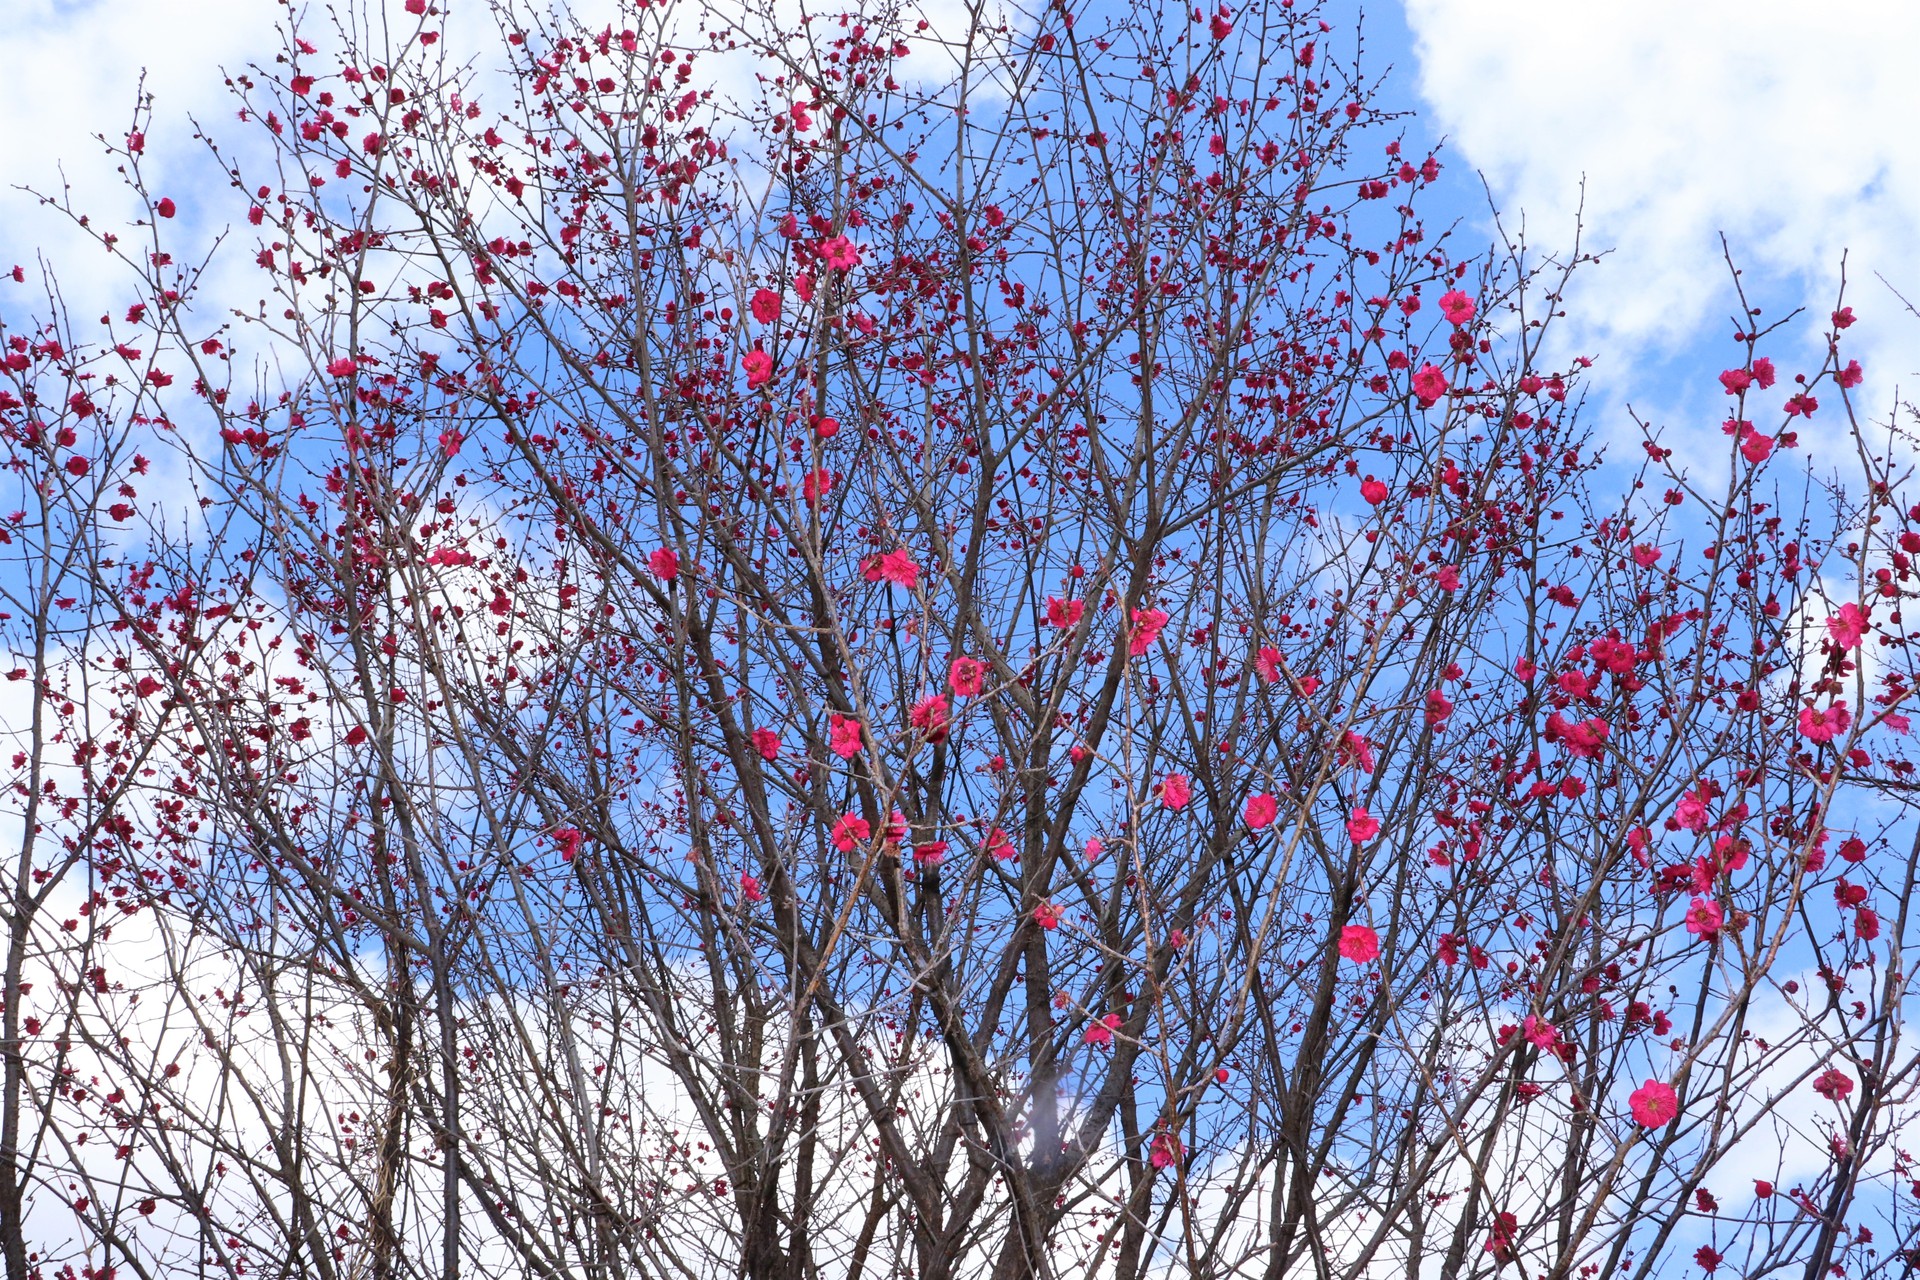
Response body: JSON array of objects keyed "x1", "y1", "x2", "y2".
[
  {"x1": 1160, "y1": 773, "x2": 1192, "y2": 810},
  {"x1": 752, "y1": 728, "x2": 780, "y2": 761},
  {"x1": 743, "y1": 349, "x2": 774, "y2": 388},
  {"x1": 1033, "y1": 901, "x2": 1064, "y2": 930},
  {"x1": 1149, "y1": 1131, "x2": 1183, "y2": 1169},
  {"x1": 1438, "y1": 289, "x2": 1475, "y2": 325},
  {"x1": 1346, "y1": 806, "x2": 1379, "y2": 843},
  {"x1": 648, "y1": 547, "x2": 679, "y2": 581},
  {"x1": 909, "y1": 694, "x2": 950, "y2": 742},
  {"x1": 1811, "y1": 1068, "x2": 1854, "y2": 1101},
  {"x1": 1083, "y1": 1013, "x2": 1122, "y2": 1047},
  {"x1": 1359, "y1": 476, "x2": 1389, "y2": 505},
  {"x1": 750, "y1": 287, "x2": 781, "y2": 323},
  {"x1": 1046, "y1": 596, "x2": 1084, "y2": 629}
]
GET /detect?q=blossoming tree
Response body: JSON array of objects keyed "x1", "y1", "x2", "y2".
[{"x1": 2, "y1": 0, "x2": 1916, "y2": 1278}]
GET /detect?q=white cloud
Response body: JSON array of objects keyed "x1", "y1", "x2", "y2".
[
  {"x1": 0, "y1": 0, "x2": 281, "y2": 306},
  {"x1": 1405, "y1": 0, "x2": 1920, "y2": 449}
]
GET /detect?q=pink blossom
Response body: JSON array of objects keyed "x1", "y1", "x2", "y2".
[
  {"x1": 1083, "y1": 1013, "x2": 1122, "y2": 1047},
  {"x1": 649, "y1": 548, "x2": 680, "y2": 581},
  {"x1": 1346, "y1": 806, "x2": 1380, "y2": 843},
  {"x1": 1438, "y1": 289, "x2": 1475, "y2": 325},
  {"x1": 1672, "y1": 788, "x2": 1709, "y2": 833},
  {"x1": 829, "y1": 715, "x2": 863, "y2": 759},
  {"x1": 1244, "y1": 792, "x2": 1278, "y2": 829},
  {"x1": 1338, "y1": 924, "x2": 1379, "y2": 963},
  {"x1": 1359, "y1": 476, "x2": 1389, "y2": 505},
  {"x1": 752, "y1": 728, "x2": 780, "y2": 760},
  {"x1": 1740, "y1": 432, "x2": 1773, "y2": 464},
  {"x1": 1826, "y1": 602, "x2": 1868, "y2": 652},
  {"x1": 818, "y1": 236, "x2": 861, "y2": 270},
  {"x1": 1253, "y1": 646, "x2": 1283, "y2": 683},
  {"x1": 1684, "y1": 896, "x2": 1723, "y2": 939},
  {"x1": 1129, "y1": 607, "x2": 1169, "y2": 655},
  {"x1": 1149, "y1": 1131, "x2": 1183, "y2": 1169},
  {"x1": 743, "y1": 349, "x2": 774, "y2": 388},
  {"x1": 1411, "y1": 363, "x2": 1448, "y2": 404},
  {"x1": 1338, "y1": 731, "x2": 1375, "y2": 773},
  {"x1": 949, "y1": 657, "x2": 986, "y2": 697},
  {"x1": 909, "y1": 695, "x2": 950, "y2": 742},
  {"x1": 1629, "y1": 1079, "x2": 1678, "y2": 1127},
  {"x1": 830, "y1": 813, "x2": 871, "y2": 852},
  {"x1": 1046, "y1": 596, "x2": 1084, "y2": 630},
  {"x1": 1160, "y1": 774, "x2": 1192, "y2": 809},
  {"x1": 863, "y1": 548, "x2": 920, "y2": 589},
  {"x1": 1033, "y1": 901, "x2": 1064, "y2": 930},
  {"x1": 1798, "y1": 703, "x2": 1852, "y2": 745}
]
